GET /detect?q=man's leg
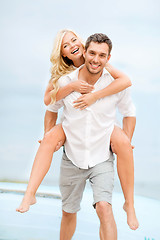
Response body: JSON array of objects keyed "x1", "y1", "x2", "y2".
[
  {"x1": 96, "y1": 201, "x2": 117, "y2": 240},
  {"x1": 60, "y1": 211, "x2": 77, "y2": 240},
  {"x1": 89, "y1": 159, "x2": 117, "y2": 240},
  {"x1": 59, "y1": 152, "x2": 87, "y2": 239}
]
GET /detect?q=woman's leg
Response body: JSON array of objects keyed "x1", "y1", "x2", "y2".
[
  {"x1": 16, "y1": 124, "x2": 65, "y2": 213},
  {"x1": 110, "y1": 126, "x2": 139, "y2": 230}
]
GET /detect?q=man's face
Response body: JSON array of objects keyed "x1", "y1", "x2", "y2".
[{"x1": 84, "y1": 42, "x2": 111, "y2": 75}]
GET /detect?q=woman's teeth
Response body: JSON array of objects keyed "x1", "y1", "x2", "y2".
[{"x1": 71, "y1": 48, "x2": 79, "y2": 54}]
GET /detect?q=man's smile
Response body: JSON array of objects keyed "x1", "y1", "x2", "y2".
[{"x1": 89, "y1": 62, "x2": 100, "y2": 69}]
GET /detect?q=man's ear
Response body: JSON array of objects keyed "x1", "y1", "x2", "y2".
[
  {"x1": 107, "y1": 54, "x2": 111, "y2": 62},
  {"x1": 83, "y1": 49, "x2": 86, "y2": 59}
]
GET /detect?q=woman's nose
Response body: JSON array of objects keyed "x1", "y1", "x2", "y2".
[{"x1": 70, "y1": 41, "x2": 75, "y2": 48}]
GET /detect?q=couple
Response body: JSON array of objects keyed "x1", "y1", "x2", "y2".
[{"x1": 17, "y1": 30, "x2": 139, "y2": 239}]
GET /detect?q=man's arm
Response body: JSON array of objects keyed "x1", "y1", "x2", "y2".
[
  {"x1": 43, "y1": 110, "x2": 64, "y2": 152},
  {"x1": 44, "y1": 96, "x2": 64, "y2": 134},
  {"x1": 117, "y1": 87, "x2": 136, "y2": 142},
  {"x1": 123, "y1": 116, "x2": 136, "y2": 141},
  {"x1": 44, "y1": 110, "x2": 58, "y2": 134}
]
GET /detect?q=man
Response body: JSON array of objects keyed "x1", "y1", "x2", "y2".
[{"x1": 46, "y1": 33, "x2": 136, "y2": 240}]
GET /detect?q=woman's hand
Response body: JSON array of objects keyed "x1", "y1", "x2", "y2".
[
  {"x1": 73, "y1": 92, "x2": 97, "y2": 110},
  {"x1": 72, "y1": 80, "x2": 94, "y2": 94}
]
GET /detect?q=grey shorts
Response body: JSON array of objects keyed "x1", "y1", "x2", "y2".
[{"x1": 59, "y1": 152, "x2": 114, "y2": 213}]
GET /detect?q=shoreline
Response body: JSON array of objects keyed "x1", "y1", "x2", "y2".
[{"x1": 1, "y1": 181, "x2": 160, "y2": 202}]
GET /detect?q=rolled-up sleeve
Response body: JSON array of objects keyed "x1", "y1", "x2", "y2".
[
  {"x1": 47, "y1": 75, "x2": 70, "y2": 112},
  {"x1": 117, "y1": 88, "x2": 136, "y2": 117},
  {"x1": 47, "y1": 100, "x2": 64, "y2": 113}
]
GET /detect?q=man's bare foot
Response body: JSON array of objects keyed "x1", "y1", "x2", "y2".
[
  {"x1": 16, "y1": 194, "x2": 37, "y2": 213},
  {"x1": 123, "y1": 202, "x2": 139, "y2": 230}
]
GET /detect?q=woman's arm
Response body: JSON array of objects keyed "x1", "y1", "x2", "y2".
[
  {"x1": 56, "y1": 80, "x2": 94, "y2": 101},
  {"x1": 95, "y1": 63, "x2": 132, "y2": 99},
  {"x1": 73, "y1": 64, "x2": 132, "y2": 110},
  {"x1": 44, "y1": 81, "x2": 94, "y2": 106}
]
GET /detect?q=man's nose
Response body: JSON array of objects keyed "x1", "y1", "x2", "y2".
[{"x1": 93, "y1": 55, "x2": 99, "y2": 63}]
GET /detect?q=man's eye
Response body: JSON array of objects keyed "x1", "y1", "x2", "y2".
[{"x1": 64, "y1": 45, "x2": 67, "y2": 48}]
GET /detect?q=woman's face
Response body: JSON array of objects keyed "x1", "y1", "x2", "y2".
[{"x1": 61, "y1": 32, "x2": 84, "y2": 62}]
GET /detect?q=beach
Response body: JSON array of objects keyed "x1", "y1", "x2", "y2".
[{"x1": 0, "y1": 182, "x2": 160, "y2": 240}]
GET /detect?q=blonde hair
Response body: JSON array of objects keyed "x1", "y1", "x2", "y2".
[{"x1": 49, "y1": 29, "x2": 84, "y2": 104}]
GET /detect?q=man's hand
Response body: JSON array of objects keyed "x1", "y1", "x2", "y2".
[
  {"x1": 55, "y1": 141, "x2": 63, "y2": 152},
  {"x1": 38, "y1": 111, "x2": 58, "y2": 145},
  {"x1": 110, "y1": 142, "x2": 135, "y2": 154},
  {"x1": 110, "y1": 142, "x2": 116, "y2": 154},
  {"x1": 38, "y1": 138, "x2": 63, "y2": 152}
]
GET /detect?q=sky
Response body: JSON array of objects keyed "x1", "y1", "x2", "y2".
[{"x1": 0, "y1": 0, "x2": 160, "y2": 93}]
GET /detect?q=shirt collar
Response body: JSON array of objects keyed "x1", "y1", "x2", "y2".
[
  {"x1": 102, "y1": 67, "x2": 110, "y2": 77},
  {"x1": 66, "y1": 64, "x2": 84, "y2": 81},
  {"x1": 67, "y1": 64, "x2": 110, "y2": 81}
]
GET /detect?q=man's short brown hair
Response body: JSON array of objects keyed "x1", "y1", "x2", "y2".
[{"x1": 85, "y1": 33, "x2": 112, "y2": 55}]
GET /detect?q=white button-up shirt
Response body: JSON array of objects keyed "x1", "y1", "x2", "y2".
[{"x1": 47, "y1": 66, "x2": 136, "y2": 169}]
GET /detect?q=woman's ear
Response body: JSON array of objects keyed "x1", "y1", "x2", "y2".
[{"x1": 61, "y1": 49, "x2": 66, "y2": 58}]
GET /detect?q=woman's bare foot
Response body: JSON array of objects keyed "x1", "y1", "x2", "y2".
[
  {"x1": 16, "y1": 194, "x2": 37, "y2": 213},
  {"x1": 123, "y1": 202, "x2": 139, "y2": 230}
]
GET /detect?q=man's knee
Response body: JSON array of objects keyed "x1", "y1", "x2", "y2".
[
  {"x1": 62, "y1": 210, "x2": 77, "y2": 220},
  {"x1": 96, "y1": 201, "x2": 113, "y2": 219}
]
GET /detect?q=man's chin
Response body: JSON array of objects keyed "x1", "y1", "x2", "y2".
[{"x1": 88, "y1": 68, "x2": 101, "y2": 75}]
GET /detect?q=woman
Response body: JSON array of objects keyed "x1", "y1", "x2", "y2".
[{"x1": 16, "y1": 29, "x2": 139, "y2": 230}]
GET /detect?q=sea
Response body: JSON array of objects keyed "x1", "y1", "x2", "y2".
[{"x1": 0, "y1": 85, "x2": 160, "y2": 201}]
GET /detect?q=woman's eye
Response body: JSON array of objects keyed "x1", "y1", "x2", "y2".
[
  {"x1": 73, "y1": 38, "x2": 77, "y2": 42},
  {"x1": 64, "y1": 45, "x2": 67, "y2": 48}
]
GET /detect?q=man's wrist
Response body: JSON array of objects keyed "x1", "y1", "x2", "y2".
[{"x1": 122, "y1": 127, "x2": 133, "y2": 142}]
